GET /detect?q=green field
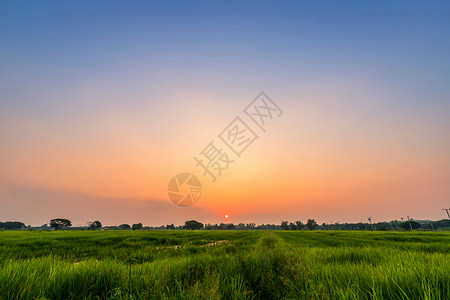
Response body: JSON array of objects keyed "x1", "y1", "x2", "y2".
[{"x1": 0, "y1": 230, "x2": 448, "y2": 299}]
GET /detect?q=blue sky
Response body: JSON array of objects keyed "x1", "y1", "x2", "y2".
[{"x1": 1, "y1": 1, "x2": 449, "y2": 225}]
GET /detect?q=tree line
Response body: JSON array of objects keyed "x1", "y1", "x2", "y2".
[
  {"x1": 2, "y1": 218, "x2": 449, "y2": 231},
  {"x1": 46, "y1": 219, "x2": 144, "y2": 230}
]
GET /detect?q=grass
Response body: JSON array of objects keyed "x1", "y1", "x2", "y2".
[{"x1": 0, "y1": 230, "x2": 448, "y2": 299}]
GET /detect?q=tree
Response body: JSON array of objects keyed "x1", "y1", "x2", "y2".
[
  {"x1": 289, "y1": 222, "x2": 297, "y2": 230},
  {"x1": 432, "y1": 219, "x2": 450, "y2": 229},
  {"x1": 132, "y1": 223, "x2": 143, "y2": 230},
  {"x1": 280, "y1": 221, "x2": 289, "y2": 230},
  {"x1": 399, "y1": 221, "x2": 421, "y2": 230},
  {"x1": 166, "y1": 224, "x2": 175, "y2": 230},
  {"x1": 226, "y1": 223, "x2": 236, "y2": 230},
  {"x1": 295, "y1": 221, "x2": 304, "y2": 230},
  {"x1": 246, "y1": 223, "x2": 256, "y2": 229},
  {"x1": 49, "y1": 218, "x2": 72, "y2": 230},
  {"x1": 119, "y1": 224, "x2": 131, "y2": 230},
  {"x1": 306, "y1": 219, "x2": 317, "y2": 230},
  {"x1": 88, "y1": 221, "x2": 102, "y2": 230},
  {"x1": 237, "y1": 223, "x2": 246, "y2": 230},
  {"x1": 0, "y1": 221, "x2": 25, "y2": 230},
  {"x1": 184, "y1": 220, "x2": 203, "y2": 230},
  {"x1": 48, "y1": 219, "x2": 69, "y2": 230}
]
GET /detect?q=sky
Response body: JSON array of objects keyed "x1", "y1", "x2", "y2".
[{"x1": 1, "y1": 1, "x2": 449, "y2": 226}]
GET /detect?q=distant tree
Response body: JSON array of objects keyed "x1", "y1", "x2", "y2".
[
  {"x1": 432, "y1": 219, "x2": 450, "y2": 229},
  {"x1": 166, "y1": 224, "x2": 175, "y2": 230},
  {"x1": 132, "y1": 223, "x2": 143, "y2": 230},
  {"x1": 246, "y1": 223, "x2": 256, "y2": 229},
  {"x1": 226, "y1": 223, "x2": 236, "y2": 230},
  {"x1": 49, "y1": 218, "x2": 72, "y2": 230},
  {"x1": 295, "y1": 221, "x2": 304, "y2": 230},
  {"x1": 0, "y1": 221, "x2": 25, "y2": 230},
  {"x1": 103, "y1": 226, "x2": 119, "y2": 230},
  {"x1": 260, "y1": 224, "x2": 278, "y2": 230},
  {"x1": 119, "y1": 224, "x2": 131, "y2": 230},
  {"x1": 280, "y1": 221, "x2": 289, "y2": 230},
  {"x1": 88, "y1": 221, "x2": 102, "y2": 230},
  {"x1": 237, "y1": 223, "x2": 246, "y2": 230},
  {"x1": 399, "y1": 221, "x2": 421, "y2": 230},
  {"x1": 184, "y1": 220, "x2": 204, "y2": 230},
  {"x1": 306, "y1": 219, "x2": 317, "y2": 230},
  {"x1": 289, "y1": 222, "x2": 297, "y2": 230},
  {"x1": 390, "y1": 220, "x2": 399, "y2": 230}
]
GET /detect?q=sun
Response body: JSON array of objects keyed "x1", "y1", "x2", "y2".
[{"x1": 225, "y1": 214, "x2": 229, "y2": 219}]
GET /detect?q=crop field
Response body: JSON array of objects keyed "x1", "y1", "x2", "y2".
[{"x1": 0, "y1": 230, "x2": 448, "y2": 299}]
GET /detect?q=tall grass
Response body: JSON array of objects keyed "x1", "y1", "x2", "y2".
[{"x1": 0, "y1": 230, "x2": 448, "y2": 299}]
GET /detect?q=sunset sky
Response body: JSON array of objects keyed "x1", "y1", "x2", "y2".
[{"x1": 1, "y1": 1, "x2": 449, "y2": 226}]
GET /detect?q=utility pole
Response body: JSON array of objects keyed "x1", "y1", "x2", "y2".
[
  {"x1": 443, "y1": 208, "x2": 450, "y2": 219},
  {"x1": 407, "y1": 216, "x2": 413, "y2": 231},
  {"x1": 368, "y1": 217, "x2": 374, "y2": 231}
]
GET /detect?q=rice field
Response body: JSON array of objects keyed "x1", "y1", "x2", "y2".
[{"x1": 0, "y1": 230, "x2": 448, "y2": 299}]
